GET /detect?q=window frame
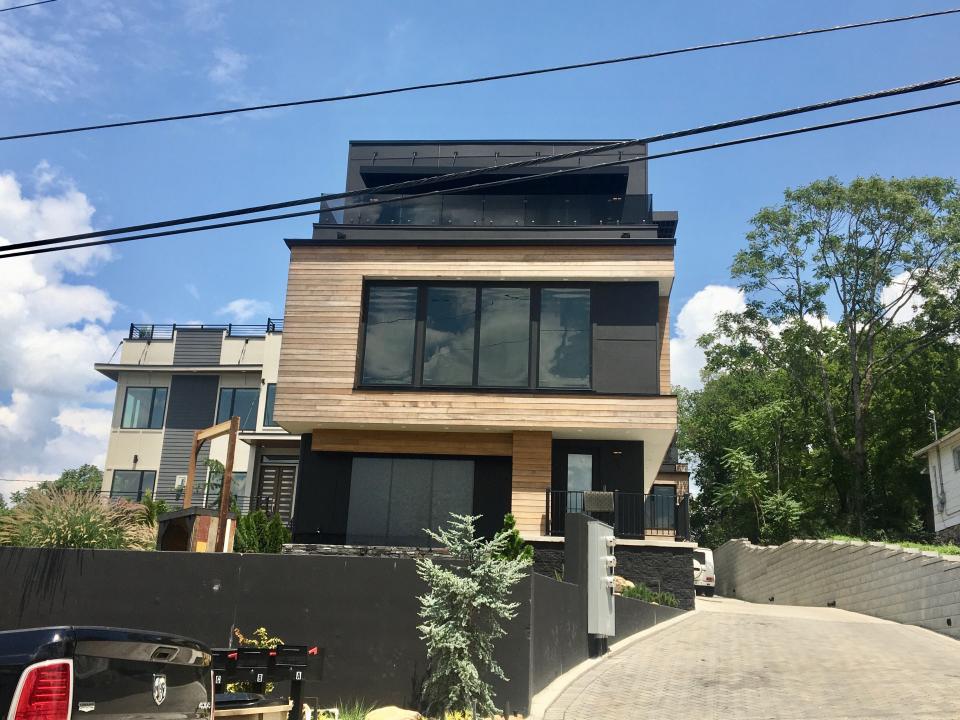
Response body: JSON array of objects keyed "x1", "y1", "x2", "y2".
[
  {"x1": 356, "y1": 280, "x2": 601, "y2": 395},
  {"x1": 953, "y1": 446, "x2": 960, "y2": 472},
  {"x1": 263, "y1": 383, "x2": 280, "y2": 428},
  {"x1": 120, "y1": 386, "x2": 167, "y2": 430},
  {"x1": 109, "y1": 469, "x2": 157, "y2": 501},
  {"x1": 216, "y1": 387, "x2": 260, "y2": 431}
]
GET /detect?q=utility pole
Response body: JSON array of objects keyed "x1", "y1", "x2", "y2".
[{"x1": 928, "y1": 409, "x2": 947, "y2": 512}]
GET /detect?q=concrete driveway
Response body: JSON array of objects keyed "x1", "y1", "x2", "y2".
[{"x1": 543, "y1": 596, "x2": 960, "y2": 719}]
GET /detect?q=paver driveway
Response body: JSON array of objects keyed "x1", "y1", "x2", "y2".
[{"x1": 543, "y1": 596, "x2": 960, "y2": 719}]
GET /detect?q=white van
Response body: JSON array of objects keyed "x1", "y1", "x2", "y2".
[{"x1": 693, "y1": 547, "x2": 716, "y2": 596}]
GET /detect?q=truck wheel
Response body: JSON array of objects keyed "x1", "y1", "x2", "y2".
[{"x1": 705, "y1": 587, "x2": 715, "y2": 597}]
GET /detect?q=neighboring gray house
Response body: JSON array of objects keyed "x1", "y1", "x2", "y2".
[{"x1": 94, "y1": 319, "x2": 299, "y2": 522}]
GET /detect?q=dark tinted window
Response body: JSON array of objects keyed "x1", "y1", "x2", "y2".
[
  {"x1": 361, "y1": 285, "x2": 418, "y2": 384},
  {"x1": 217, "y1": 387, "x2": 259, "y2": 430},
  {"x1": 539, "y1": 288, "x2": 591, "y2": 388},
  {"x1": 121, "y1": 387, "x2": 167, "y2": 429},
  {"x1": 478, "y1": 287, "x2": 530, "y2": 387},
  {"x1": 263, "y1": 383, "x2": 278, "y2": 427},
  {"x1": 110, "y1": 470, "x2": 156, "y2": 500},
  {"x1": 423, "y1": 287, "x2": 476, "y2": 386}
]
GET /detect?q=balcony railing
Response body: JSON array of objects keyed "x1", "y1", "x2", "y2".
[
  {"x1": 128, "y1": 318, "x2": 283, "y2": 341},
  {"x1": 333, "y1": 193, "x2": 654, "y2": 227},
  {"x1": 545, "y1": 490, "x2": 690, "y2": 540},
  {"x1": 101, "y1": 489, "x2": 286, "y2": 519}
]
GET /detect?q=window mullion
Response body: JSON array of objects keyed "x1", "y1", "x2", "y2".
[
  {"x1": 413, "y1": 285, "x2": 426, "y2": 387},
  {"x1": 472, "y1": 286, "x2": 481, "y2": 387}
]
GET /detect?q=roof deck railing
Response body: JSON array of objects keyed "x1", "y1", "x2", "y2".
[
  {"x1": 128, "y1": 318, "x2": 284, "y2": 341},
  {"x1": 326, "y1": 192, "x2": 654, "y2": 227}
]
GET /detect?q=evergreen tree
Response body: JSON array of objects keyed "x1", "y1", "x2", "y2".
[{"x1": 416, "y1": 514, "x2": 532, "y2": 717}]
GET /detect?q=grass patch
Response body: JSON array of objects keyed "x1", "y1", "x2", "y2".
[
  {"x1": 621, "y1": 582, "x2": 680, "y2": 608},
  {"x1": 826, "y1": 535, "x2": 960, "y2": 556}
]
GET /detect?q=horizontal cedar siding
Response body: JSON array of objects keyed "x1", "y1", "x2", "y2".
[
  {"x1": 511, "y1": 431, "x2": 552, "y2": 536},
  {"x1": 659, "y1": 295, "x2": 670, "y2": 393},
  {"x1": 275, "y1": 245, "x2": 676, "y2": 432},
  {"x1": 312, "y1": 429, "x2": 513, "y2": 456}
]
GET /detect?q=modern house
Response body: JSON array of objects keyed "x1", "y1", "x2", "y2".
[
  {"x1": 94, "y1": 320, "x2": 300, "y2": 522},
  {"x1": 915, "y1": 425, "x2": 960, "y2": 543},
  {"x1": 274, "y1": 140, "x2": 691, "y2": 548}
]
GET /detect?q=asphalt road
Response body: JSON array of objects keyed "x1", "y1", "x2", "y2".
[{"x1": 543, "y1": 595, "x2": 960, "y2": 719}]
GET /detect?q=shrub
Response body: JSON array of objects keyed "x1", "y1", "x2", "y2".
[
  {"x1": 0, "y1": 490, "x2": 155, "y2": 550},
  {"x1": 621, "y1": 582, "x2": 680, "y2": 608},
  {"x1": 139, "y1": 491, "x2": 170, "y2": 526},
  {"x1": 234, "y1": 510, "x2": 291, "y2": 553},
  {"x1": 416, "y1": 514, "x2": 532, "y2": 717},
  {"x1": 494, "y1": 513, "x2": 533, "y2": 562}
]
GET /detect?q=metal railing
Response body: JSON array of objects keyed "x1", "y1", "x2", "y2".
[
  {"x1": 100, "y1": 489, "x2": 283, "y2": 517},
  {"x1": 545, "y1": 490, "x2": 690, "y2": 540},
  {"x1": 128, "y1": 318, "x2": 283, "y2": 340},
  {"x1": 333, "y1": 192, "x2": 654, "y2": 227}
]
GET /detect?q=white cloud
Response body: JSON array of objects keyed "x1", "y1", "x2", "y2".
[
  {"x1": 182, "y1": 0, "x2": 227, "y2": 31},
  {"x1": 0, "y1": 167, "x2": 118, "y2": 492},
  {"x1": 185, "y1": 282, "x2": 200, "y2": 300},
  {"x1": 670, "y1": 285, "x2": 746, "y2": 390},
  {"x1": 208, "y1": 46, "x2": 247, "y2": 85},
  {"x1": 217, "y1": 298, "x2": 270, "y2": 323},
  {"x1": 880, "y1": 270, "x2": 924, "y2": 325}
]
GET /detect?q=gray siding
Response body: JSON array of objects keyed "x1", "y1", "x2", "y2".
[
  {"x1": 173, "y1": 329, "x2": 223, "y2": 366},
  {"x1": 157, "y1": 375, "x2": 219, "y2": 494}
]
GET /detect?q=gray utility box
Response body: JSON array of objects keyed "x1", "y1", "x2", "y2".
[{"x1": 564, "y1": 512, "x2": 616, "y2": 638}]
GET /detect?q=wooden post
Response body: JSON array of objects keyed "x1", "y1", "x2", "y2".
[
  {"x1": 182, "y1": 430, "x2": 200, "y2": 509},
  {"x1": 215, "y1": 416, "x2": 240, "y2": 552}
]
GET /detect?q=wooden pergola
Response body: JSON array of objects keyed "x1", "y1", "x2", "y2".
[{"x1": 182, "y1": 415, "x2": 240, "y2": 552}]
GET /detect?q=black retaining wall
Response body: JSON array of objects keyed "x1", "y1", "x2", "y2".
[
  {"x1": 0, "y1": 547, "x2": 682, "y2": 713},
  {"x1": 531, "y1": 541, "x2": 696, "y2": 610}
]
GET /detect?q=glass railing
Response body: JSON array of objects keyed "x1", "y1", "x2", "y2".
[{"x1": 333, "y1": 193, "x2": 653, "y2": 227}]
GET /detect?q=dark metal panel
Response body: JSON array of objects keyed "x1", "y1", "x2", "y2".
[
  {"x1": 157, "y1": 376, "x2": 219, "y2": 496},
  {"x1": 172, "y1": 329, "x2": 223, "y2": 366},
  {"x1": 592, "y1": 339, "x2": 659, "y2": 394},
  {"x1": 473, "y1": 457, "x2": 513, "y2": 539}
]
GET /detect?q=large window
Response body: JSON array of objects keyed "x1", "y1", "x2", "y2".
[
  {"x1": 121, "y1": 387, "x2": 167, "y2": 429},
  {"x1": 359, "y1": 282, "x2": 600, "y2": 392},
  {"x1": 110, "y1": 470, "x2": 156, "y2": 501},
  {"x1": 346, "y1": 456, "x2": 474, "y2": 546},
  {"x1": 216, "y1": 387, "x2": 259, "y2": 430},
  {"x1": 539, "y1": 288, "x2": 591, "y2": 388},
  {"x1": 263, "y1": 383, "x2": 279, "y2": 427},
  {"x1": 360, "y1": 285, "x2": 418, "y2": 385}
]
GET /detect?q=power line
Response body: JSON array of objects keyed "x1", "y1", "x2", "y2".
[
  {"x1": 3, "y1": 97, "x2": 958, "y2": 261},
  {"x1": 1, "y1": 6, "x2": 959, "y2": 142},
  {"x1": 3, "y1": 73, "x2": 958, "y2": 257},
  {"x1": 0, "y1": 0, "x2": 56, "y2": 12}
]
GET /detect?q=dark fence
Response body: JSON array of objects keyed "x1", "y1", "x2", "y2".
[
  {"x1": 0, "y1": 548, "x2": 683, "y2": 714},
  {"x1": 128, "y1": 319, "x2": 283, "y2": 341},
  {"x1": 546, "y1": 491, "x2": 691, "y2": 540}
]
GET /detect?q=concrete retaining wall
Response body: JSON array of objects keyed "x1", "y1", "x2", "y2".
[{"x1": 715, "y1": 538, "x2": 960, "y2": 639}]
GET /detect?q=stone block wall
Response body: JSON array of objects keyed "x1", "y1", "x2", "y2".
[
  {"x1": 531, "y1": 541, "x2": 695, "y2": 610},
  {"x1": 715, "y1": 538, "x2": 960, "y2": 639}
]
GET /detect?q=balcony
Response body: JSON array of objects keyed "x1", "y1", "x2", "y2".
[
  {"x1": 545, "y1": 490, "x2": 691, "y2": 541},
  {"x1": 128, "y1": 318, "x2": 284, "y2": 340},
  {"x1": 332, "y1": 193, "x2": 654, "y2": 227}
]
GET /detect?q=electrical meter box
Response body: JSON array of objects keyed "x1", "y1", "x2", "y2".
[{"x1": 586, "y1": 519, "x2": 616, "y2": 636}]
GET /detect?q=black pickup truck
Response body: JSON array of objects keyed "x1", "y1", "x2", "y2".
[{"x1": 0, "y1": 627, "x2": 213, "y2": 720}]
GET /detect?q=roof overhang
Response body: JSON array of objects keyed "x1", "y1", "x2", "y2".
[
  {"x1": 94, "y1": 363, "x2": 263, "y2": 381},
  {"x1": 913, "y1": 425, "x2": 960, "y2": 457}
]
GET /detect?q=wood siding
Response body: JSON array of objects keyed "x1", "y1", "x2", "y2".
[
  {"x1": 275, "y1": 245, "x2": 677, "y2": 436},
  {"x1": 659, "y1": 295, "x2": 671, "y2": 393},
  {"x1": 312, "y1": 429, "x2": 513, "y2": 456},
  {"x1": 511, "y1": 431, "x2": 552, "y2": 536}
]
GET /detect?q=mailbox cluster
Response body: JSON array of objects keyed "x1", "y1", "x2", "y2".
[{"x1": 212, "y1": 644, "x2": 315, "y2": 720}]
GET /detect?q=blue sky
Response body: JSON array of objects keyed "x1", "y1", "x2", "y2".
[{"x1": 0, "y1": 0, "x2": 958, "y2": 485}]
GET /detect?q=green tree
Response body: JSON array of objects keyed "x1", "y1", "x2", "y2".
[
  {"x1": 233, "y1": 510, "x2": 291, "y2": 553},
  {"x1": 494, "y1": 513, "x2": 533, "y2": 563},
  {"x1": 10, "y1": 464, "x2": 104, "y2": 504},
  {"x1": 719, "y1": 177, "x2": 960, "y2": 533},
  {"x1": 416, "y1": 514, "x2": 532, "y2": 717}
]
